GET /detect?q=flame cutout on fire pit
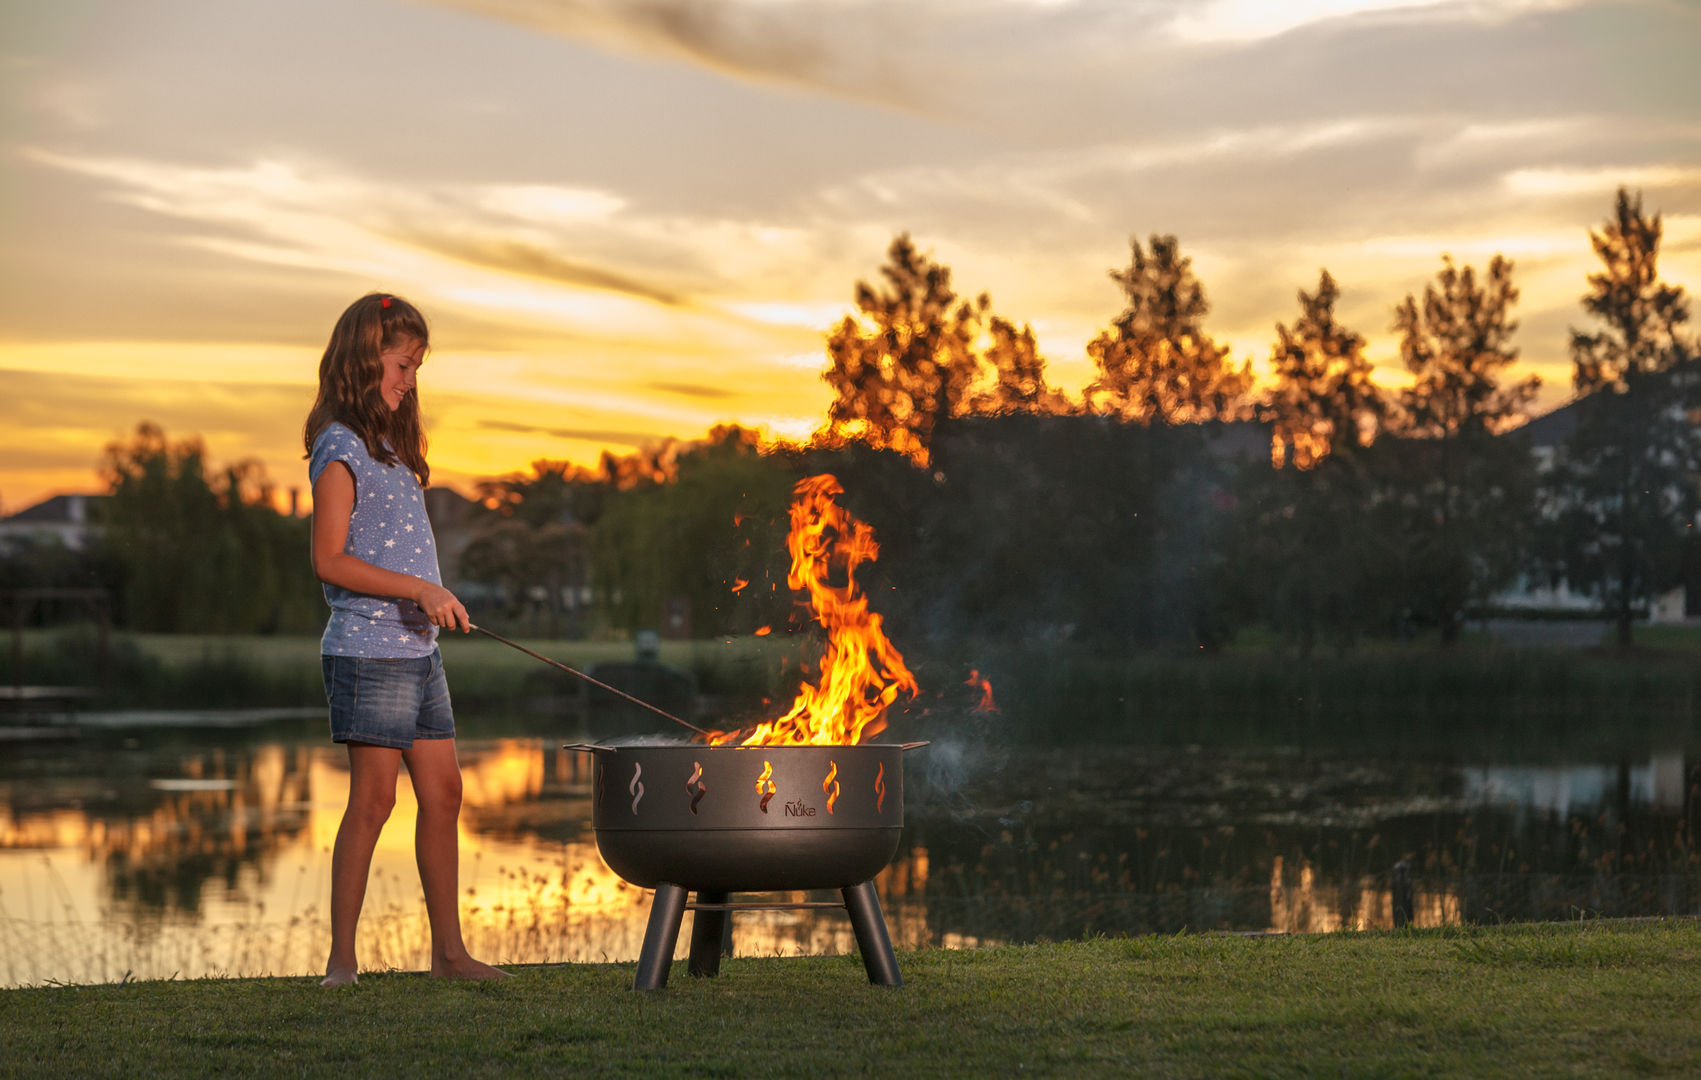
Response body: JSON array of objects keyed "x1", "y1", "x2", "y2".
[
  {"x1": 686, "y1": 761, "x2": 706, "y2": 815},
  {"x1": 756, "y1": 760, "x2": 777, "y2": 813},
  {"x1": 629, "y1": 762, "x2": 645, "y2": 814},
  {"x1": 823, "y1": 760, "x2": 840, "y2": 814},
  {"x1": 875, "y1": 761, "x2": 886, "y2": 813}
]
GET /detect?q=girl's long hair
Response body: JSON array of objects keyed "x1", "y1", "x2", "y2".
[{"x1": 302, "y1": 293, "x2": 432, "y2": 484}]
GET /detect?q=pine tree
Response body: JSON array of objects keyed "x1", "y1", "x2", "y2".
[
  {"x1": 822, "y1": 234, "x2": 986, "y2": 463},
  {"x1": 1085, "y1": 235, "x2": 1251, "y2": 424},
  {"x1": 1266, "y1": 270, "x2": 1387, "y2": 469},
  {"x1": 1389, "y1": 255, "x2": 1540, "y2": 643},
  {"x1": 1544, "y1": 188, "x2": 1699, "y2": 646}
]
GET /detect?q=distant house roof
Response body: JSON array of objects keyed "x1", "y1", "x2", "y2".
[
  {"x1": 423, "y1": 485, "x2": 482, "y2": 527},
  {"x1": 1, "y1": 493, "x2": 109, "y2": 525},
  {"x1": 1514, "y1": 401, "x2": 1579, "y2": 449},
  {"x1": 0, "y1": 494, "x2": 109, "y2": 552}
]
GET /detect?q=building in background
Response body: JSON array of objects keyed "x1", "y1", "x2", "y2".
[{"x1": 0, "y1": 494, "x2": 108, "y2": 555}]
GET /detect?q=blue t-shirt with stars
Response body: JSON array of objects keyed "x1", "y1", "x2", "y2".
[{"x1": 309, "y1": 421, "x2": 441, "y2": 658}]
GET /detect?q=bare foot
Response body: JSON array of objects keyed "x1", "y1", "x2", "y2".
[
  {"x1": 431, "y1": 956, "x2": 510, "y2": 980},
  {"x1": 321, "y1": 965, "x2": 358, "y2": 988}
]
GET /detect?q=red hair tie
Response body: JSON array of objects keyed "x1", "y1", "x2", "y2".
[{"x1": 380, "y1": 296, "x2": 392, "y2": 308}]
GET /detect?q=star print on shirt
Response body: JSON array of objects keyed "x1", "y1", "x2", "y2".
[{"x1": 385, "y1": 539, "x2": 396, "y2": 548}]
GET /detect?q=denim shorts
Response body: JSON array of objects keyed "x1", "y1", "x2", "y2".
[{"x1": 321, "y1": 648, "x2": 455, "y2": 749}]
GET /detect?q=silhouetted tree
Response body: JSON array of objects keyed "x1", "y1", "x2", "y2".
[
  {"x1": 1242, "y1": 273, "x2": 1392, "y2": 652},
  {"x1": 1085, "y1": 235, "x2": 1251, "y2": 425},
  {"x1": 1543, "y1": 188, "x2": 1700, "y2": 647},
  {"x1": 475, "y1": 458, "x2": 605, "y2": 527},
  {"x1": 459, "y1": 517, "x2": 587, "y2": 636},
  {"x1": 1266, "y1": 270, "x2": 1389, "y2": 469},
  {"x1": 1388, "y1": 255, "x2": 1540, "y2": 643},
  {"x1": 590, "y1": 426, "x2": 795, "y2": 637},
  {"x1": 971, "y1": 315, "x2": 1067, "y2": 415},
  {"x1": 98, "y1": 422, "x2": 317, "y2": 633},
  {"x1": 823, "y1": 234, "x2": 987, "y2": 463}
]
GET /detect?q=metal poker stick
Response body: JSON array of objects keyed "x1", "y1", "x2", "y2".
[{"x1": 469, "y1": 624, "x2": 712, "y2": 739}]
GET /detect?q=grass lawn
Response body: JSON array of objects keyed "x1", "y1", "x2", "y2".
[{"x1": 4, "y1": 921, "x2": 1699, "y2": 1078}]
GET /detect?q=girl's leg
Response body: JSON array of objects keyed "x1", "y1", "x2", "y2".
[
  {"x1": 323, "y1": 742, "x2": 402, "y2": 987},
  {"x1": 402, "y1": 737, "x2": 507, "y2": 979}
]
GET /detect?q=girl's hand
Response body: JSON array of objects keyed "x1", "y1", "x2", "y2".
[{"x1": 417, "y1": 583, "x2": 471, "y2": 632}]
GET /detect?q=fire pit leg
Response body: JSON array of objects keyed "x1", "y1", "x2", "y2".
[
  {"x1": 688, "y1": 891, "x2": 729, "y2": 978},
  {"x1": 842, "y1": 881, "x2": 901, "y2": 987},
  {"x1": 633, "y1": 882, "x2": 688, "y2": 991}
]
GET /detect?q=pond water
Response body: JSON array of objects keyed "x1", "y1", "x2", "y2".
[{"x1": 2, "y1": 717, "x2": 1697, "y2": 987}]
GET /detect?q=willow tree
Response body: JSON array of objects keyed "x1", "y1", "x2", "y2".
[
  {"x1": 1544, "y1": 188, "x2": 1699, "y2": 646},
  {"x1": 98, "y1": 421, "x2": 317, "y2": 633},
  {"x1": 1085, "y1": 234, "x2": 1251, "y2": 425}
]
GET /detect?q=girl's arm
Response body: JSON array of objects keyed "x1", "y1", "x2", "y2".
[{"x1": 311, "y1": 461, "x2": 470, "y2": 632}]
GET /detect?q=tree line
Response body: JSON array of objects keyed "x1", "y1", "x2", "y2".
[{"x1": 25, "y1": 187, "x2": 1696, "y2": 652}]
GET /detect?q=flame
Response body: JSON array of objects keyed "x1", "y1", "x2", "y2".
[
  {"x1": 823, "y1": 760, "x2": 840, "y2": 814},
  {"x1": 756, "y1": 760, "x2": 777, "y2": 813},
  {"x1": 754, "y1": 625, "x2": 772, "y2": 637},
  {"x1": 732, "y1": 578, "x2": 749, "y2": 594},
  {"x1": 966, "y1": 669, "x2": 998, "y2": 713},
  {"x1": 708, "y1": 474, "x2": 918, "y2": 746}
]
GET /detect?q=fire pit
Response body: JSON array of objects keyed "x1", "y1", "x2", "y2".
[
  {"x1": 570, "y1": 740, "x2": 923, "y2": 989},
  {"x1": 553, "y1": 474, "x2": 945, "y2": 990}
]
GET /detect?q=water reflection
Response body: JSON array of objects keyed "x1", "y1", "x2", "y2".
[{"x1": 2, "y1": 735, "x2": 1697, "y2": 986}]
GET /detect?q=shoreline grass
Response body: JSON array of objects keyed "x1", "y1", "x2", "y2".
[
  {"x1": 3, "y1": 921, "x2": 1698, "y2": 1078},
  {"x1": 7, "y1": 626, "x2": 1701, "y2": 752}
]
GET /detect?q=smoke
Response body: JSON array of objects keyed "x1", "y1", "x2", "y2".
[
  {"x1": 895, "y1": 660, "x2": 1015, "y2": 837},
  {"x1": 601, "y1": 733, "x2": 694, "y2": 746}
]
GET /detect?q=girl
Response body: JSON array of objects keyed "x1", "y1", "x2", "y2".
[{"x1": 303, "y1": 292, "x2": 507, "y2": 986}]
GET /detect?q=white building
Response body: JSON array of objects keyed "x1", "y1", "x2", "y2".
[{"x1": 0, "y1": 494, "x2": 108, "y2": 554}]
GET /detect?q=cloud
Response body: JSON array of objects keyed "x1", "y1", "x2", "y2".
[
  {"x1": 475, "y1": 418, "x2": 667, "y2": 447},
  {"x1": 1165, "y1": 0, "x2": 1588, "y2": 45},
  {"x1": 416, "y1": 0, "x2": 931, "y2": 110},
  {"x1": 0, "y1": 366, "x2": 316, "y2": 502},
  {"x1": 643, "y1": 381, "x2": 736, "y2": 400},
  {"x1": 5, "y1": 0, "x2": 1697, "y2": 508},
  {"x1": 1504, "y1": 164, "x2": 1701, "y2": 199},
  {"x1": 393, "y1": 229, "x2": 686, "y2": 306},
  {"x1": 11, "y1": 147, "x2": 762, "y2": 341}
]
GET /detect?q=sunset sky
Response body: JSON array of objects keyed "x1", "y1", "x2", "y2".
[{"x1": 3, "y1": 0, "x2": 1698, "y2": 512}]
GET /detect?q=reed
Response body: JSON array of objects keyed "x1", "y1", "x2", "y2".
[
  {"x1": 948, "y1": 644, "x2": 1701, "y2": 754},
  {"x1": 9, "y1": 629, "x2": 1701, "y2": 753}
]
